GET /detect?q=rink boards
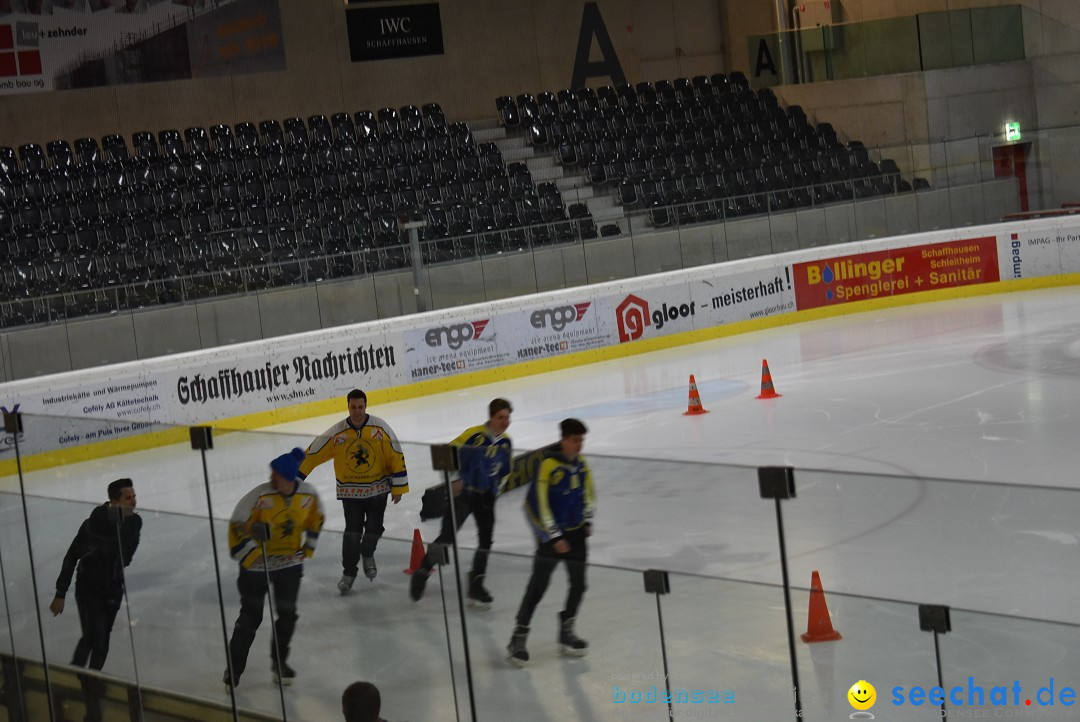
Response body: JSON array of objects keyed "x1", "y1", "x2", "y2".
[{"x1": 2, "y1": 215, "x2": 1080, "y2": 466}]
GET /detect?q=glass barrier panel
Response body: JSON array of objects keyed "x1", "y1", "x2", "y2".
[
  {"x1": 796, "y1": 204, "x2": 830, "y2": 250},
  {"x1": 971, "y1": 6, "x2": 1025, "y2": 66},
  {"x1": 583, "y1": 216, "x2": 636, "y2": 284},
  {"x1": 15, "y1": 413, "x2": 199, "y2": 721},
  {"x1": 469, "y1": 550, "x2": 668, "y2": 721},
  {"x1": 781, "y1": 469, "x2": 1080, "y2": 718},
  {"x1": 938, "y1": 610, "x2": 1080, "y2": 719},
  {"x1": 915, "y1": 186, "x2": 954, "y2": 232},
  {"x1": 828, "y1": 16, "x2": 922, "y2": 80},
  {"x1": 477, "y1": 243, "x2": 543, "y2": 302},
  {"x1": 674, "y1": 207, "x2": 722, "y2": 270},
  {"x1": 919, "y1": 10, "x2": 974, "y2": 71},
  {"x1": 768, "y1": 207, "x2": 801, "y2": 254},
  {"x1": 784, "y1": 470, "x2": 1080, "y2": 628},
  {"x1": 823, "y1": 197, "x2": 858, "y2": 245},
  {"x1": 202, "y1": 429, "x2": 463, "y2": 720},
  {"x1": 853, "y1": 194, "x2": 889, "y2": 240}
]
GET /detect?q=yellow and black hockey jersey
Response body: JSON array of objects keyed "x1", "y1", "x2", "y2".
[
  {"x1": 229, "y1": 482, "x2": 324, "y2": 572},
  {"x1": 298, "y1": 415, "x2": 410, "y2": 500},
  {"x1": 452, "y1": 424, "x2": 512, "y2": 495}
]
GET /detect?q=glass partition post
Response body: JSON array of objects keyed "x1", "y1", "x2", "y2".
[
  {"x1": 7, "y1": 412, "x2": 56, "y2": 721},
  {"x1": 1, "y1": 411, "x2": 33, "y2": 720},
  {"x1": 430, "y1": 448, "x2": 477, "y2": 722},
  {"x1": 192, "y1": 427, "x2": 242, "y2": 722}
]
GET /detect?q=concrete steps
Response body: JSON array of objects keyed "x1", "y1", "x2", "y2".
[
  {"x1": 467, "y1": 117, "x2": 501, "y2": 132},
  {"x1": 472, "y1": 126, "x2": 507, "y2": 143},
  {"x1": 470, "y1": 118, "x2": 634, "y2": 228}
]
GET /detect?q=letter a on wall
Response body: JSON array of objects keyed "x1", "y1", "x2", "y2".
[
  {"x1": 571, "y1": 2, "x2": 627, "y2": 90},
  {"x1": 754, "y1": 38, "x2": 777, "y2": 78}
]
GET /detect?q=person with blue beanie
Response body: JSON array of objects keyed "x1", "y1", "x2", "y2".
[{"x1": 224, "y1": 448, "x2": 325, "y2": 688}]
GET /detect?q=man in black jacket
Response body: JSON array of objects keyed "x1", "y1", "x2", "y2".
[{"x1": 49, "y1": 478, "x2": 141, "y2": 671}]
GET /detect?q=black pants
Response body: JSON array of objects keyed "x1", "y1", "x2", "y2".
[
  {"x1": 423, "y1": 491, "x2": 496, "y2": 576},
  {"x1": 515, "y1": 527, "x2": 588, "y2": 628},
  {"x1": 71, "y1": 590, "x2": 122, "y2": 670},
  {"x1": 226, "y1": 565, "x2": 302, "y2": 681},
  {"x1": 342, "y1": 495, "x2": 389, "y2": 576}
]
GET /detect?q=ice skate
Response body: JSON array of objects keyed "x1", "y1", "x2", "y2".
[
  {"x1": 559, "y1": 614, "x2": 588, "y2": 657},
  {"x1": 409, "y1": 567, "x2": 431, "y2": 601},
  {"x1": 467, "y1": 572, "x2": 493, "y2": 610},
  {"x1": 362, "y1": 556, "x2": 377, "y2": 580},
  {"x1": 338, "y1": 574, "x2": 356, "y2": 595},
  {"x1": 506, "y1": 625, "x2": 530, "y2": 667},
  {"x1": 272, "y1": 658, "x2": 295, "y2": 686}
]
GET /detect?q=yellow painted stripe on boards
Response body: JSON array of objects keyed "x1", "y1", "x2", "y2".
[{"x1": 3, "y1": 272, "x2": 1078, "y2": 477}]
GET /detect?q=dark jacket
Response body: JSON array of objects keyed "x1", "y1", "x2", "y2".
[{"x1": 55, "y1": 503, "x2": 142, "y2": 599}]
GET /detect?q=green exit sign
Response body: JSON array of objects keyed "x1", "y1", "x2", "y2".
[{"x1": 1005, "y1": 122, "x2": 1022, "y2": 141}]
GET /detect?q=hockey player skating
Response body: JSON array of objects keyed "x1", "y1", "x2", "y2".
[
  {"x1": 224, "y1": 448, "x2": 324, "y2": 688},
  {"x1": 298, "y1": 389, "x2": 409, "y2": 593},
  {"x1": 410, "y1": 399, "x2": 513, "y2": 608},
  {"x1": 50, "y1": 478, "x2": 141, "y2": 671},
  {"x1": 507, "y1": 418, "x2": 594, "y2": 667}
]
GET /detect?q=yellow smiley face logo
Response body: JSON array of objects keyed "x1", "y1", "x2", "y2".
[{"x1": 848, "y1": 680, "x2": 876, "y2": 711}]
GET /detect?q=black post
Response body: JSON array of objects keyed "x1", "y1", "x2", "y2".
[
  {"x1": 0, "y1": 504, "x2": 26, "y2": 720},
  {"x1": 919, "y1": 604, "x2": 951, "y2": 722},
  {"x1": 758, "y1": 466, "x2": 802, "y2": 722},
  {"x1": 434, "y1": 558, "x2": 462, "y2": 722},
  {"x1": 253, "y1": 525, "x2": 289, "y2": 722},
  {"x1": 6, "y1": 411, "x2": 56, "y2": 722},
  {"x1": 431, "y1": 445, "x2": 478, "y2": 721},
  {"x1": 111, "y1": 507, "x2": 144, "y2": 721},
  {"x1": 643, "y1": 570, "x2": 673, "y2": 721},
  {"x1": 191, "y1": 427, "x2": 240, "y2": 722}
]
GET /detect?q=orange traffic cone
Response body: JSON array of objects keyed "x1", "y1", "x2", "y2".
[
  {"x1": 683, "y1": 374, "x2": 709, "y2": 416},
  {"x1": 755, "y1": 359, "x2": 781, "y2": 399},
  {"x1": 801, "y1": 571, "x2": 842, "y2": 642},
  {"x1": 403, "y1": 529, "x2": 426, "y2": 575}
]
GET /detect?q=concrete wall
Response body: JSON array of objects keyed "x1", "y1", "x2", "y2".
[
  {"x1": 0, "y1": 179, "x2": 1019, "y2": 382},
  {"x1": 0, "y1": 0, "x2": 725, "y2": 147}
]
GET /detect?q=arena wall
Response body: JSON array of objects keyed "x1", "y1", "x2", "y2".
[{"x1": 1, "y1": 214, "x2": 1078, "y2": 470}]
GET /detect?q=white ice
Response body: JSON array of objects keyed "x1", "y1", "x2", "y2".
[{"x1": 4, "y1": 286, "x2": 1080, "y2": 721}]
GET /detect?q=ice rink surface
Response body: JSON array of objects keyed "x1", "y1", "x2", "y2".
[{"x1": 6, "y1": 286, "x2": 1080, "y2": 721}]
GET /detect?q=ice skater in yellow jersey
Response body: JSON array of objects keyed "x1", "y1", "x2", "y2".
[
  {"x1": 507, "y1": 418, "x2": 595, "y2": 667},
  {"x1": 224, "y1": 448, "x2": 324, "y2": 689},
  {"x1": 298, "y1": 389, "x2": 409, "y2": 593},
  {"x1": 409, "y1": 399, "x2": 513, "y2": 608}
]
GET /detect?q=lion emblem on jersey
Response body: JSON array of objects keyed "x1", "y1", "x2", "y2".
[{"x1": 346, "y1": 438, "x2": 375, "y2": 474}]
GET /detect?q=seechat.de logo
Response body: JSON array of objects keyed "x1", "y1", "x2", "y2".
[
  {"x1": 615, "y1": 294, "x2": 650, "y2": 343},
  {"x1": 424, "y1": 320, "x2": 490, "y2": 350},
  {"x1": 530, "y1": 302, "x2": 591, "y2": 332},
  {"x1": 848, "y1": 680, "x2": 877, "y2": 719}
]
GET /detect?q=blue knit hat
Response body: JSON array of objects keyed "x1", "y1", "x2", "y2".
[{"x1": 270, "y1": 447, "x2": 306, "y2": 483}]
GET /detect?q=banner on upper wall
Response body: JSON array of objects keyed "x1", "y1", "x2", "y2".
[
  {"x1": 5, "y1": 328, "x2": 404, "y2": 455},
  {"x1": 792, "y1": 236, "x2": 1000, "y2": 310},
  {"x1": 0, "y1": 0, "x2": 284, "y2": 95},
  {"x1": 997, "y1": 226, "x2": 1080, "y2": 281},
  {"x1": 601, "y1": 264, "x2": 797, "y2": 346},
  {"x1": 345, "y1": 2, "x2": 443, "y2": 62}
]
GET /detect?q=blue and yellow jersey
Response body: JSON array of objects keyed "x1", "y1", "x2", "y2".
[
  {"x1": 298, "y1": 415, "x2": 409, "y2": 500},
  {"x1": 229, "y1": 482, "x2": 324, "y2": 572},
  {"x1": 452, "y1": 424, "x2": 512, "y2": 495},
  {"x1": 525, "y1": 454, "x2": 595, "y2": 543}
]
